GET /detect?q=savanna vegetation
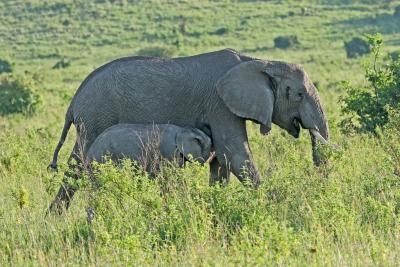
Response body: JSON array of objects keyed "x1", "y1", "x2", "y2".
[{"x1": 1, "y1": 0, "x2": 400, "y2": 266}]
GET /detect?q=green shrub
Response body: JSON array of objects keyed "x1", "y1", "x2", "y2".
[
  {"x1": 87, "y1": 159, "x2": 287, "y2": 250},
  {"x1": 274, "y1": 35, "x2": 299, "y2": 49},
  {"x1": 0, "y1": 74, "x2": 41, "y2": 115},
  {"x1": 378, "y1": 109, "x2": 400, "y2": 176},
  {"x1": 209, "y1": 27, "x2": 228, "y2": 36},
  {"x1": 0, "y1": 58, "x2": 13, "y2": 74},
  {"x1": 88, "y1": 160, "x2": 211, "y2": 249},
  {"x1": 387, "y1": 51, "x2": 400, "y2": 61},
  {"x1": 344, "y1": 37, "x2": 371, "y2": 58},
  {"x1": 340, "y1": 34, "x2": 400, "y2": 134},
  {"x1": 136, "y1": 46, "x2": 177, "y2": 58},
  {"x1": 52, "y1": 58, "x2": 71, "y2": 69},
  {"x1": 394, "y1": 5, "x2": 400, "y2": 17}
]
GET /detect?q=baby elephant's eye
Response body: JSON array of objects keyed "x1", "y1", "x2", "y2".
[
  {"x1": 298, "y1": 92, "x2": 304, "y2": 98},
  {"x1": 194, "y1": 138, "x2": 202, "y2": 146}
]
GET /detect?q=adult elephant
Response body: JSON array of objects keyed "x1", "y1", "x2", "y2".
[{"x1": 48, "y1": 48, "x2": 329, "y2": 213}]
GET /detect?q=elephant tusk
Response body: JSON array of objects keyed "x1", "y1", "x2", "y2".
[
  {"x1": 206, "y1": 151, "x2": 216, "y2": 163},
  {"x1": 310, "y1": 129, "x2": 329, "y2": 145}
]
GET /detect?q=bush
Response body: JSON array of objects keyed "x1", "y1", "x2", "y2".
[
  {"x1": 300, "y1": 7, "x2": 313, "y2": 16},
  {"x1": 387, "y1": 51, "x2": 400, "y2": 61},
  {"x1": 52, "y1": 58, "x2": 71, "y2": 69},
  {"x1": 344, "y1": 37, "x2": 371, "y2": 58},
  {"x1": 394, "y1": 5, "x2": 400, "y2": 17},
  {"x1": 0, "y1": 74, "x2": 40, "y2": 115},
  {"x1": 87, "y1": 158, "x2": 280, "y2": 249},
  {"x1": 88, "y1": 160, "x2": 212, "y2": 249},
  {"x1": 274, "y1": 35, "x2": 299, "y2": 49},
  {"x1": 210, "y1": 27, "x2": 228, "y2": 36},
  {"x1": 340, "y1": 34, "x2": 400, "y2": 134},
  {"x1": 379, "y1": 109, "x2": 400, "y2": 176},
  {"x1": 0, "y1": 59, "x2": 13, "y2": 74},
  {"x1": 136, "y1": 46, "x2": 177, "y2": 58}
]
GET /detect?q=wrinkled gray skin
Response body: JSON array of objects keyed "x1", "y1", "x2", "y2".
[
  {"x1": 86, "y1": 123, "x2": 212, "y2": 170},
  {"x1": 48, "y1": 48, "x2": 329, "y2": 213}
]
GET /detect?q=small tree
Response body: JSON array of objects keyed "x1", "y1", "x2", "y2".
[
  {"x1": 340, "y1": 34, "x2": 400, "y2": 134},
  {"x1": 0, "y1": 74, "x2": 40, "y2": 115},
  {"x1": 0, "y1": 58, "x2": 13, "y2": 74},
  {"x1": 394, "y1": 5, "x2": 400, "y2": 17},
  {"x1": 344, "y1": 37, "x2": 371, "y2": 58},
  {"x1": 274, "y1": 35, "x2": 299, "y2": 49}
]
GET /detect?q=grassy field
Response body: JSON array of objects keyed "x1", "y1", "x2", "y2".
[{"x1": 1, "y1": 0, "x2": 400, "y2": 266}]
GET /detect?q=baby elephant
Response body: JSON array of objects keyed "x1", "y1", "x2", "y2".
[{"x1": 86, "y1": 124, "x2": 213, "y2": 173}]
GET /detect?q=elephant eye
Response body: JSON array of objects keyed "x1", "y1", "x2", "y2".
[{"x1": 298, "y1": 92, "x2": 304, "y2": 98}]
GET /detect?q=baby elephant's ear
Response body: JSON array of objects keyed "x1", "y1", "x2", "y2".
[
  {"x1": 216, "y1": 60, "x2": 275, "y2": 130},
  {"x1": 192, "y1": 128, "x2": 212, "y2": 157},
  {"x1": 176, "y1": 129, "x2": 207, "y2": 163}
]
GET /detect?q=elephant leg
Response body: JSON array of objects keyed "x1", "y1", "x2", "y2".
[
  {"x1": 209, "y1": 156, "x2": 230, "y2": 186},
  {"x1": 230, "y1": 143, "x2": 260, "y2": 188},
  {"x1": 48, "y1": 141, "x2": 84, "y2": 214},
  {"x1": 210, "y1": 119, "x2": 261, "y2": 189},
  {"x1": 216, "y1": 139, "x2": 260, "y2": 188}
]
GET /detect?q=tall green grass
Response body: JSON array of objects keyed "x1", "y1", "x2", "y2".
[{"x1": 1, "y1": 124, "x2": 399, "y2": 265}]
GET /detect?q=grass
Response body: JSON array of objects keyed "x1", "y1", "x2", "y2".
[{"x1": 1, "y1": 0, "x2": 400, "y2": 266}]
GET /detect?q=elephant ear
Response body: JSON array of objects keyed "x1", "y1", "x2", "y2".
[
  {"x1": 175, "y1": 129, "x2": 203, "y2": 162},
  {"x1": 216, "y1": 60, "x2": 275, "y2": 129}
]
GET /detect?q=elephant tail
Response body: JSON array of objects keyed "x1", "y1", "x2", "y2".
[{"x1": 48, "y1": 107, "x2": 73, "y2": 171}]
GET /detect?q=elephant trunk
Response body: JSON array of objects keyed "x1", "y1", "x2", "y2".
[{"x1": 309, "y1": 102, "x2": 329, "y2": 166}]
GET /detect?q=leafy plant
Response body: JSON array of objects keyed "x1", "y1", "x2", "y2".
[
  {"x1": 0, "y1": 58, "x2": 13, "y2": 74},
  {"x1": 340, "y1": 34, "x2": 400, "y2": 134},
  {"x1": 387, "y1": 51, "x2": 400, "y2": 61},
  {"x1": 274, "y1": 35, "x2": 299, "y2": 49},
  {"x1": 344, "y1": 37, "x2": 371, "y2": 58},
  {"x1": 52, "y1": 58, "x2": 71, "y2": 69},
  {"x1": 394, "y1": 5, "x2": 400, "y2": 17},
  {"x1": 209, "y1": 27, "x2": 228, "y2": 36},
  {"x1": 377, "y1": 108, "x2": 400, "y2": 176},
  {"x1": 17, "y1": 187, "x2": 29, "y2": 209},
  {"x1": 0, "y1": 74, "x2": 41, "y2": 116}
]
